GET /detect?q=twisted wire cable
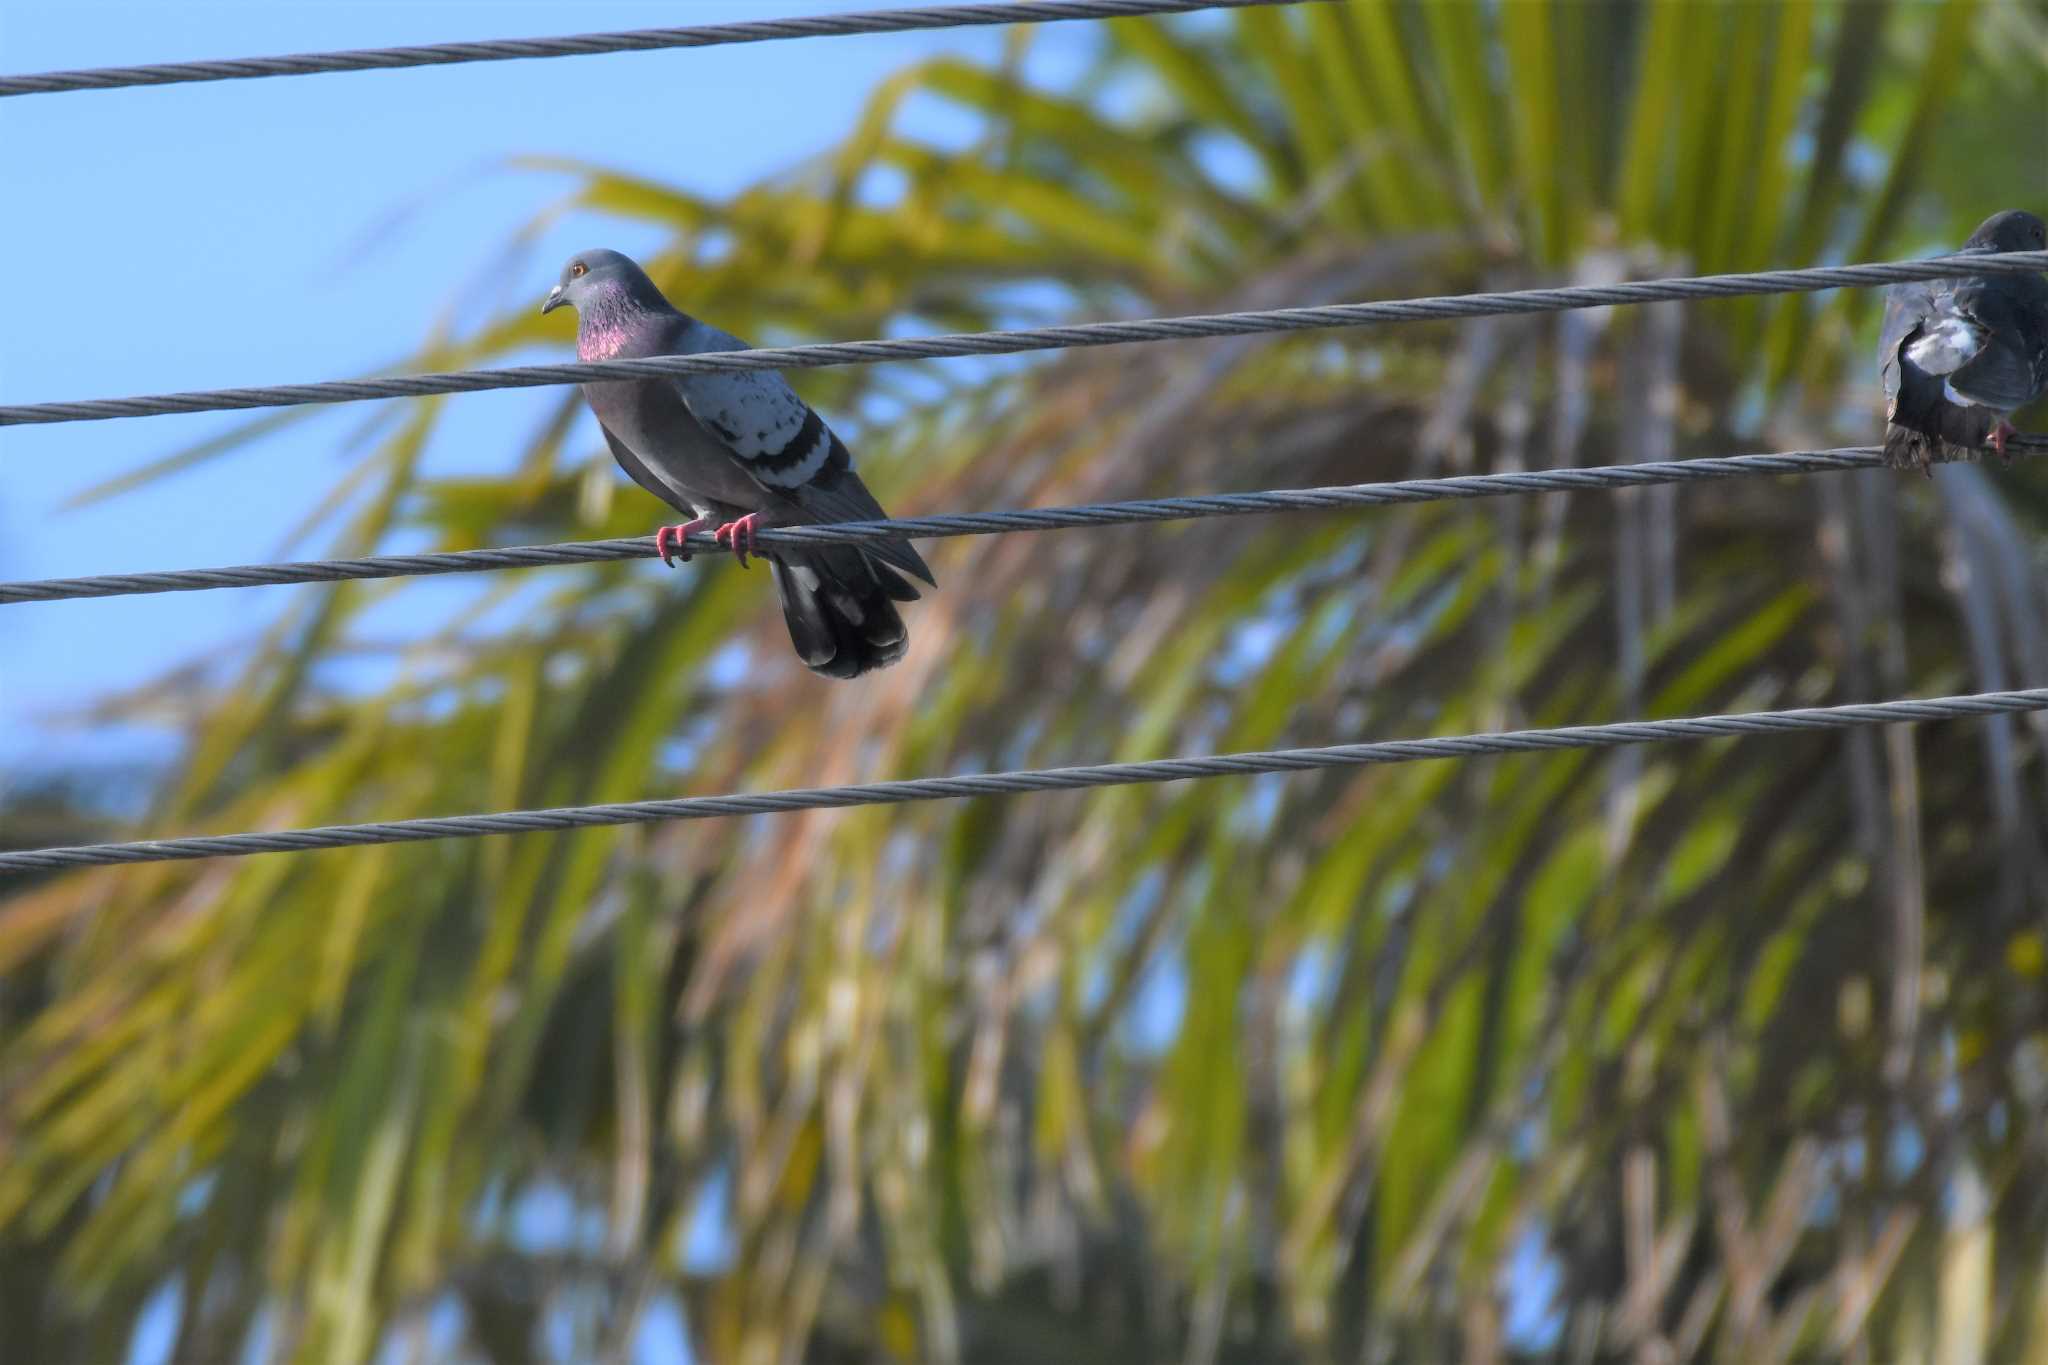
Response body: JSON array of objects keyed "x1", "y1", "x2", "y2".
[
  {"x1": 4, "y1": 252, "x2": 2042, "y2": 428},
  {"x1": 7, "y1": 442, "x2": 2044, "y2": 606},
  {"x1": 0, "y1": 0, "x2": 1317, "y2": 97},
  {"x1": 5, "y1": 690, "x2": 2042, "y2": 872}
]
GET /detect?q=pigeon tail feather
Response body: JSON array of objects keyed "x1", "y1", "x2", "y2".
[
  {"x1": 1884, "y1": 415, "x2": 1995, "y2": 474},
  {"x1": 1884, "y1": 422, "x2": 1943, "y2": 474},
  {"x1": 770, "y1": 548, "x2": 915, "y2": 679}
]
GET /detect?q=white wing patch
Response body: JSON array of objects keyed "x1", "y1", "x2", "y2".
[{"x1": 1905, "y1": 317, "x2": 1983, "y2": 376}]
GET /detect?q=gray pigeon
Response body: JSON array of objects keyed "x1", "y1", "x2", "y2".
[
  {"x1": 543, "y1": 250, "x2": 934, "y2": 679},
  {"x1": 1878, "y1": 209, "x2": 2048, "y2": 474}
]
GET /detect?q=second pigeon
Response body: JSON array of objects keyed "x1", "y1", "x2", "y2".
[
  {"x1": 544, "y1": 250, "x2": 934, "y2": 679},
  {"x1": 1876, "y1": 210, "x2": 2048, "y2": 475}
]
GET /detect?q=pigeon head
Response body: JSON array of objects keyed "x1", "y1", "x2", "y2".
[
  {"x1": 541, "y1": 249, "x2": 671, "y2": 318},
  {"x1": 1965, "y1": 210, "x2": 2048, "y2": 254}
]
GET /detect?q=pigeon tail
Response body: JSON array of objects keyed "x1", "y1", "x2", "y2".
[
  {"x1": 769, "y1": 545, "x2": 922, "y2": 679},
  {"x1": 1883, "y1": 367, "x2": 2004, "y2": 474},
  {"x1": 1883, "y1": 422, "x2": 1946, "y2": 475}
]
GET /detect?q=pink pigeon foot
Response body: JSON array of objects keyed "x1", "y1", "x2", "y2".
[
  {"x1": 1989, "y1": 421, "x2": 2017, "y2": 465},
  {"x1": 654, "y1": 517, "x2": 709, "y2": 567},
  {"x1": 714, "y1": 513, "x2": 761, "y2": 568}
]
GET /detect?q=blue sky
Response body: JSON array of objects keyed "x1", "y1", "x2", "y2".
[{"x1": 0, "y1": 0, "x2": 1086, "y2": 782}]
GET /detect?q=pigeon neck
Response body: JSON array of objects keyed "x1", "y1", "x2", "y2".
[{"x1": 577, "y1": 290, "x2": 668, "y2": 362}]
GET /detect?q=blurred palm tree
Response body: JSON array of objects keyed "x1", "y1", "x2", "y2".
[{"x1": 4, "y1": 2, "x2": 2047, "y2": 1362}]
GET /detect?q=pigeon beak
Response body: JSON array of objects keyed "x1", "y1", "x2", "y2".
[{"x1": 540, "y1": 285, "x2": 566, "y2": 316}]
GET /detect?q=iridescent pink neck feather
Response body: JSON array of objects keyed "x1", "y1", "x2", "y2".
[{"x1": 576, "y1": 290, "x2": 641, "y2": 361}]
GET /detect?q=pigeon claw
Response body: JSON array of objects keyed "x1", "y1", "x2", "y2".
[
  {"x1": 714, "y1": 513, "x2": 760, "y2": 569},
  {"x1": 1988, "y1": 421, "x2": 2016, "y2": 466},
  {"x1": 655, "y1": 518, "x2": 709, "y2": 567}
]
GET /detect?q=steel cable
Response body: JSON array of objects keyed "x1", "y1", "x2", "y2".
[
  {"x1": 4, "y1": 252, "x2": 2042, "y2": 428},
  {"x1": 0, "y1": 0, "x2": 1320, "y2": 97},
  {"x1": 7, "y1": 442, "x2": 2044, "y2": 606},
  {"x1": 5, "y1": 690, "x2": 2042, "y2": 872}
]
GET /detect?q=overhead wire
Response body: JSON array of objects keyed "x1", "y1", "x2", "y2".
[
  {"x1": 5, "y1": 441, "x2": 2044, "y2": 606},
  {"x1": 4, "y1": 690, "x2": 2042, "y2": 872},
  {"x1": 3, "y1": 253, "x2": 2043, "y2": 428},
  {"x1": 0, "y1": 0, "x2": 1322, "y2": 98}
]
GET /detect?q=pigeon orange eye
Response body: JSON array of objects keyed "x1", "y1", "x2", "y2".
[{"x1": 571, "y1": 263, "x2": 587, "y2": 277}]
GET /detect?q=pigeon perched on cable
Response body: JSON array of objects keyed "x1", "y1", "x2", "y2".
[
  {"x1": 1877, "y1": 209, "x2": 2048, "y2": 475},
  {"x1": 543, "y1": 250, "x2": 933, "y2": 679}
]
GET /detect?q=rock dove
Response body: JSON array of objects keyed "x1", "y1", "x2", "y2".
[
  {"x1": 1877, "y1": 209, "x2": 2048, "y2": 475},
  {"x1": 543, "y1": 250, "x2": 934, "y2": 679}
]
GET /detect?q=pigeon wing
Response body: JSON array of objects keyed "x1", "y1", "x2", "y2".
[
  {"x1": 1943, "y1": 334, "x2": 2037, "y2": 411},
  {"x1": 1878, "y1": 281, "x2": 1941, "y2": 408},
  {"x1": 669, "y1": 325, "x2": 935, "y2": 587},
  {"x1": 1941, "y1": 277, "x2": 2048, "y2": 411}
]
